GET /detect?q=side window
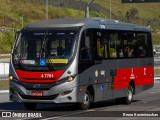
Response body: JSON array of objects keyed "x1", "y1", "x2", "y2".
[
  {"x1": 123, "y1": 32, "x2": 138, "y2": 58},
  {"x1": 109, "y1": 32, "x2": 118, "y2": 58},
  {"x1": 79, "y1": 30, "x2": 92, "y2": 60},
  {"x1": 147, "y1": 33, "x2": 153, "y2": 57},
  {"x1": 137, "y1": 33, "x2": 151, "y2": 57},
  {"x1": 95, "y1": 31, "x2": 108, "y2": 59},
  {"x1": 117, "y1": 33, "x2": 123, "y2": 58}
]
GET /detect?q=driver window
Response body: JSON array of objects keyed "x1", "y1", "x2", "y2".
[{"x1": 80, "y1": 30, "x2": 92, "y2": 60}]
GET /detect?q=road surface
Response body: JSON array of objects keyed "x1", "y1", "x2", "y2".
[{"x1": 0, "y1": 79, "x2": 160, "y2": 120}]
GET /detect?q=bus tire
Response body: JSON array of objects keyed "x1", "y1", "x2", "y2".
[
  {"x1": 124, "y1": 85, "x2": 133, "y2": 104},
  {"x1": 115, "y1": 85, "x2": 133, "y2": 104},
  {"x1": 23, "y1": 103, "x2": 37, "y2": 110},
  {"x1": 79, "y1": 90, "x2": 91, "y2": 110}
]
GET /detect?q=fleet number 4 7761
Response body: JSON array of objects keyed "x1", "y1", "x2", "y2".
[{"x1": 41, "y1": 74, "x2": 54, "y2": 78}]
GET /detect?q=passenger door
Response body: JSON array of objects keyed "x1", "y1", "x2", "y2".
[{"x1": 92, "y1": 30, "x2": 115, "y2": 101}]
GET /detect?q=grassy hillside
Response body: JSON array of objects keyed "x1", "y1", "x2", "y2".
[
  {"x1": 0, "y1": 0, "x2": 90, "y2": 28},
  {"x1": 0, "y1": 0, "x2": 101, "y2": 53},
  {"x1": 0, "y1": 0, "x2": 160, "y2": 53},
  {"x1": 81, "y1": 0, "x2": 160, "y2": 19}
]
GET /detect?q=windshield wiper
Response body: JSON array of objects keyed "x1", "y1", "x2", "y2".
[
  {"x1": 40, "y1": 33, "x2": 55, "y2": 71},
  {"x1": 58, "y1": 56, "x2": 66, "y2": 58}
]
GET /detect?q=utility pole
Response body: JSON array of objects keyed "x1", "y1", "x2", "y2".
[
  {"x1": 110, "y1": 0, "x2": 112, "y2": 19},
  {"x1": 46, "y1": 0, "x2": 48, "y2": 20},
  {"x1": 85, "y1": 0, "x2": 94, "y2": 18}
]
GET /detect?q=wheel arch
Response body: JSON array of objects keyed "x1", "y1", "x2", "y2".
[
  {"x1": 86, "y1": 85, "x2": 95, "y2": 102},
  {"x1": 129, "y1": 79, "x2": 135, "y2": 95}
]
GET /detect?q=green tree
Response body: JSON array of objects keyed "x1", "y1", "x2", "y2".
[
  {"x1": 126, "y1": 11, "x2": 130, "y2": 22},
  {"x1": 129, "y1": 8, "x2": 139, "y2": 23}
]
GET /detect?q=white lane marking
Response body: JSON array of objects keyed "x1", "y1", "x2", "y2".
[
  {"x1": 154, "y1": 77, "x2": 160, "y2": 80},
  {"x1": 0, "y1": 90, "x2": 9, "y2": 93},
  {"x1": 151, "y1": 88, "x2": 160, "y2": 90},
  {"x1": 21, "y1": 110, "x2": 95, "y2": 120},
  {"x1": 149, "y1": 90, "x2": 160, "y2": 93},
  {"x1": 39, "y1": 103, "x2": 145, "y2": 120},
  {"x1": 40, "y1": 110, "x2": 95, "y2": 120}
]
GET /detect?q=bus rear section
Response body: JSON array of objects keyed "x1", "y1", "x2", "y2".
[{"x1": 78, "y1": 28, "x2": 154, "y2": 107}]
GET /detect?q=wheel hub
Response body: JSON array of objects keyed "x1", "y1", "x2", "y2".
[
  {"x1": 84, "y1": 93, "x2": 89, "y2": 105},
  {"x1": 128, "y1": 89, "x2": 132, "y2": 101}
]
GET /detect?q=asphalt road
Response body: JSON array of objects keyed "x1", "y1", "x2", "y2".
[{"x1": 0, "y1": 79, "x2": 160, "y2": 120}]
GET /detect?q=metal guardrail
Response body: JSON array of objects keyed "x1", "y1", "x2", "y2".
[
  {"x1": 0, "y1": 54, "x2": 10, "y2": 57},
  {"x1": 0, "y1": 27, "x2": 16, "y2": 31},
  {"x1": 0, "y1": 63, "x2": 9, "y2": 75},
  {"x1": 0, "y1": 54, "x2": 10, "y2": 63},
  {"x1": 0, "y1": 55, "x2": 10, "y2": 79}
]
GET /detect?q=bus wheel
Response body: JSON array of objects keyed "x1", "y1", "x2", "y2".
[
  {"x1": 124, "y1": 85, "x2": 133, "y2": 104},
  {"x1": 79, "y1": 90, "x2": 91, "y2": 110},
  {"x1": 116, "y1": 85, "x2": 134, "y2": 104},
  {"x1": 23, "y1": 103, "x2": 37, "y2": 110}
]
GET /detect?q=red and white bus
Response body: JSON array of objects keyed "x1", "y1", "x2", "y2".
[{"x1": 9, "y1": 18, "x2": 154, "y2": 110}]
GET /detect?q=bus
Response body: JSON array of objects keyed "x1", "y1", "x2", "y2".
[{"x1": 9, "y1": 18, "x2": 154, "y2": 110}]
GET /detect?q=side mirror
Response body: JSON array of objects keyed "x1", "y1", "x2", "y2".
[{"x1": 15, "y1": 31, "x2": 20, "y2": 40}]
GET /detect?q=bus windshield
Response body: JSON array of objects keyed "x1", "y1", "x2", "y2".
[{"x1": 13, "y1": 30, "x2": 77, "y2": 66}]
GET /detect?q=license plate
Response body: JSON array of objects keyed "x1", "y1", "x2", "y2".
[{"x1": 31, "y1": 91, "x2": 43, "y2": 96}]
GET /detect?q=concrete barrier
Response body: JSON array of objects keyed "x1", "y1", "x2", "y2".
[{"x1": 0, "y1": 63, "x2": 9, "y2": 75}]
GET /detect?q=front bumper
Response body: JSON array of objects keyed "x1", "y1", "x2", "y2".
[{"x1": 9, "y1": 80, "x2": 79, "y2": 103}]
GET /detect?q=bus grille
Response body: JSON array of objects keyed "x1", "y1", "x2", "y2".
[
  {"x1": 25, "y1": 88, "x2": 50, "y2": 90},
  {"x1": 20, "y1": 94, "x2": 59, "y2": 100}
]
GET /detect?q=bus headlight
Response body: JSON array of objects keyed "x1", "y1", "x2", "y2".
[
  {"x1": 9, "y1": 76, "x2": 13, "y2": 81},
  {"x1": 67, "y1": 76, "x2": 74, "y2": 82},
  {"x1": 66, "y1": 75, "x2": 76, "y2": 82},
  {"x1": 58, "y1": 75, "x2": 76, "y2": 83}
]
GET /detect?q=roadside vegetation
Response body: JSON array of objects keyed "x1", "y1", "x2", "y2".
[
  {"x1": 0, "y1": 0, "x2": 102, "y2": 53},
  {"x1": 154, "y1": 68, "x2": 160, "y2": 76},
  {"x1": 152, "y1": 31, "x2": 160, "y2": 45},
  {"x1": 0, "y1": 0, "x2": 160, "y2": 53},
  {"x1": 0, "y1": 80, "x2": 9, "y2": 90}
]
